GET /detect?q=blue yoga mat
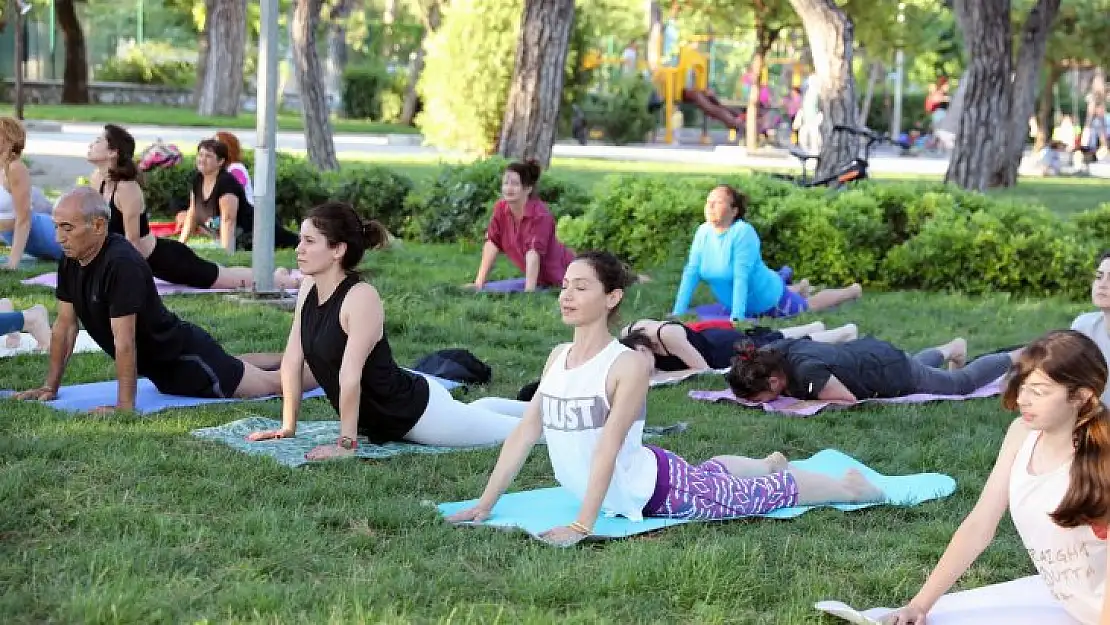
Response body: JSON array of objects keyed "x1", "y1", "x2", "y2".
[
  {"x1": 0, "y1": 254, "x2": 41, "y2": 268},
  {"x1": 437, "y1": 449, "x2": 956, "y2": 541},
  {"x1": 1, "y1": 370, "x2": 461, "y2": 415},
  {"x1": 192, "y1": 416, "x2": 690, "y2": 467}
]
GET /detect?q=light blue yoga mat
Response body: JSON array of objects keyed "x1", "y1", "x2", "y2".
[
  {"x1": 0, "y1": 253, "x2": 41, "y2": 268},
  {"x1": 191, "y1": 416, "x2": 691, "y2": 467},
  {"x1": 1, "y1": 370, "x2": 461, "y2": 415},
  {"x1": 437, "y1": 449, "x2": 956, "y2": 541}
]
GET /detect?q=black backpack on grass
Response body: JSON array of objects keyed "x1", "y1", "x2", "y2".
[{"x1": 413, "y1": 349, "x2": 492, "y2": 386}]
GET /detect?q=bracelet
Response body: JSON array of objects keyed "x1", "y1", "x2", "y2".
[{"x1": 568, "y1": 521, "x2": 592, "y2": 535}]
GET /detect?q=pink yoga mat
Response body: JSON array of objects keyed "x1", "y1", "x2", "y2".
[
  {"x1": 22, "y1": 272, "x2": 301, "y2": 296},
  {"x1": 688, "y1": 377, "x2": 1004, "y2": 417}
]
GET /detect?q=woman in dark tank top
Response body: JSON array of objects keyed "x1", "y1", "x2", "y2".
[{"x1": 246, "y1": 201, "x2": 526, "y2": 461}]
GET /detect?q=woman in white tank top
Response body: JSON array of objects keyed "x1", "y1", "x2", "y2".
[
  {"x1": 446, "y1": 251, "x2": 883, "y2": 546},
  {"x1": 884, "y1": 330, "x2": 1109, "y2": 625}
]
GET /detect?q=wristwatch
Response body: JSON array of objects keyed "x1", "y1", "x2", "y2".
[{"x1": 337, "y1": 435, "x2": 359, "y2": 450}]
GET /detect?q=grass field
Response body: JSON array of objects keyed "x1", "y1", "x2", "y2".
[
  {"x1": 0, "y1": 162, "x2": 1106, "y2": 623},
  {"x1": 1, "y1": 103, "x2": 418, "y2": 135}
]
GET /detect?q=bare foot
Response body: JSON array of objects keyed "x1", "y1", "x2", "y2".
[
  {"x1": 840, "y1": 323, "x2": 859, "y2": 341},
  {"x1": 22, "y1": 305, "x2": 51, "y2": 350},
  {"x1": 841, "y1": 468, "x2": 884, "y2": 503},
  {"x1": 0, "y1": 298, "x2": 19, "y2": 349},
  {"x1": 848, "y1": 283, "x2": 863, "y2": 299},
  {"x1": 764, "y1": 452, "x2": 790, "y2": 473},
  {"x1": 797, "y1": 278, "x2": 812, "y2": 297},
  {"x1": 273, "y1": 267, "x2": 302, "y2": 290},
  {"x1": 944, "y1": 337, "x2": 968, "y2": 370}
]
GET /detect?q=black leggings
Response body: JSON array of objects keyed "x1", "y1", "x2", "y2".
[{"x1": 146, "y1": 238, "x2": 221, "y2": 289}]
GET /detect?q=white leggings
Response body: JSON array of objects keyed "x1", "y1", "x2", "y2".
[{"x1": 403, "y1": 381, "x2": 528, "y2": 447}]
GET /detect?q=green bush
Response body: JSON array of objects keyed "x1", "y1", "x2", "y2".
[
  {"x1": 342, "y1": 65, "x2": 389, "y2": 120},
  {"x1": 142, "y1": 158, "x2": 196, "y2": 219},
  {"x1": 96, "y1": 45, "x2": 195, "y2": 88},
  {"x1": 332, "y1": 166, "x2": 414, "y2": 234},
  {"x1": 416, "y1": 0, "x2": 520, "y2": 154},
  {"x1": 402, "y1": 156, "x2": 589, "y2": 243},
  {"x1": 586, "y1": 75, "x2": 657, "y2": 146}
]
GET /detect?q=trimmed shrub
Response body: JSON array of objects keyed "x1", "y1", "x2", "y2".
[
  {"x1": 332, "y1": 166, "x2": 414, "y2": 233},
  {"x1": 402, "y1": 157, "x2": 590, "y2": 242},
  {"x1": 342, "y1": 64, "x2": 389, "y2": 120}
]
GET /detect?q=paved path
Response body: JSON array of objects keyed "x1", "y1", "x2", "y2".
[{"x1": 21, "y1": 122, "x2": 1110, "y2": 189}]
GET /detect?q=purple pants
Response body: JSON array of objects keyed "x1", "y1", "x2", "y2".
[{"x1": 643, "y1": 446, "x2": 799, "y2": 520}]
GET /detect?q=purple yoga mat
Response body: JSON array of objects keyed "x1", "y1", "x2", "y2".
[
  {"x1": 479, "y1": 278, "x2": 549, "y2": 293},
  {"x1": 22, "y1": 272, "x2": 301, "y2": 296},
  {"x1": 689, "y1": 377, "x2": 1004, "y2": 417}
]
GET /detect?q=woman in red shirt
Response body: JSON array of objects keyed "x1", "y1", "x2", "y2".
[{"x1": 467, "y1": 160, "x2": 575, "y2": 292}]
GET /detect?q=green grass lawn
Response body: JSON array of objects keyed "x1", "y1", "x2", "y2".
[
  {"x1": 0, "y1": 103, "x2": 419, "y2": 135},
  {"x1": 0, "y1": 235, "x2": 1094, "y2": 623}
]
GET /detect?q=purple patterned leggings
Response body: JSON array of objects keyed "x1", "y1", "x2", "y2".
[{"x1": 643, "y1": 446, "x2": 799, "y2": 520}]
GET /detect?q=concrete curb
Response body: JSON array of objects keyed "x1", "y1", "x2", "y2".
[{"x1": 23, "y1": 120, "x2": 63, "y2": 133}]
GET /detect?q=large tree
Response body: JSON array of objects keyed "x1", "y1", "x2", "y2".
[
  {"x1": 943, "y1": 0, "x2": 1013, "y2": 191},
  {"x1": 292, "y1": 0, "x2": 340, "y2": 170},
  {"x1": 497, "y1": 0, "x2": 576, "y2": 167},
  {"x1": 196, "y1": 0, "x2": 247, "y2": 116},
  {"x1": 400, "y1": 0, "x2": 444, "y2": 126},
  {"x1": 743, "y1": 1, "x2": 795, "y2": 151},
  {"x1": 55, "y1": 0, "x2": 89, "y2": 103},
  {"x1": 788, "y1": 0, "x2": 859, "y2": 180},
  {"x1": 990, "y1": 0, "x2": 1061, "y2": 187}
]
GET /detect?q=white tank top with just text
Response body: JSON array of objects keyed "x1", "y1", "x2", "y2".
[
  {"x1": 537, "y1": 340, "x2": 657, "y2": 522},
  {"x1": 1009, "y1": 430, "x2": 1107, "y2": 625}
]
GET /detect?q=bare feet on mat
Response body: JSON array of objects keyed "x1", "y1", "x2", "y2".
[
  {"x1": 765, "y1": 451, "x2": 790, "y2": 473},
  {"x1": 943, "y1": 337, "x2": 968, "y2": 370},
  {"x1": 273, "y1": 267, "x2": 302, "y2": 290},
  {"x1": 842, "y1": 468, "x2": 884, "y2": 503},
  {"x1": 22, "y1": 305, "x2": 51, "y2": 350}
]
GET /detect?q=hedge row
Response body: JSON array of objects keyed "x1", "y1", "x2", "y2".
[{"x1": 142, "y1": 155, "x2": 1107, "y2": 298}]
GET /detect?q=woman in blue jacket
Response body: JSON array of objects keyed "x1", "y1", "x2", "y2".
[{"x1": 671, "y1": 185, "x2": 862, "y2": 321}]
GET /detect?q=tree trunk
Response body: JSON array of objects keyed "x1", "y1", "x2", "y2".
[
  {"x1": 54, "y1": 0, "x2": 89, "y2": 104},
  {"x1": 745, "y1": 21, "x2": 779, "y2": 151},
  {"x1": 1035, "y1": 63, "x2": 1060, "y2": 151},
  {"x1": 196, "y1": 0, "x2": 247, "y2": 116},
  {"x1": 497, "y1": 0, "x2": 576, "y2": 168},
  {"x1": 193, "y1": 0, "x2": 216, "y2": 107},
  {"x1": 857, "y1": 59, "x2": 883, "y2": 123},
  {"x1": 944, "y1": 0, "x2": 1013, "y2": 191},
  {"x1": 326, "y1": 0, "x2": 352, "y2": 102},
  {"x1": 292, "y1": 0, "x2": 339, "y2": 170},
  {"x1": 788, "y1": 0, "x2": 858, "y2": 181},
  {"x1": 992, "y1": 0, "x2": 1061, "y2": 187},
  {"x1": 401, "y1": 2, "x2": 442, "y2": 126}
]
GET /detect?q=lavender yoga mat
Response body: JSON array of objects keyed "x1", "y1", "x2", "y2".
[
  {"x1": 689, "y1": 377, "x2": 1004, "y2": 417},
  {"x1": 478, "y1": 278, "x2": 549, "y2": 293},
  {"x1": 22, "y1": 271, "x2": 301, "y2": 296}
]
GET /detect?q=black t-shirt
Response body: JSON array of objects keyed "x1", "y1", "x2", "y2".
[
  {"x1": 767, "y1": 336, "x2": 914, "y2": 400},
  {"x1": 191, "y1": 170, "x2": 255, "y2": 233},
  {"x1": 56, "y1": 234, "x2": 189, "y2": 372}
]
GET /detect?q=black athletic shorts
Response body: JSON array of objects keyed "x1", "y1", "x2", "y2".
[
  {"x1": 146, "y1": 238, "x2": 221, "y2": 289},
  {"x1": 143, "y1": 324, "x2": 246, "y2": 398}
]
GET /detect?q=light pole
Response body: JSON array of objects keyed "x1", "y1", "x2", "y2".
[
  {"x1": 13, "y1": 0, "x2": 31, "y2": 120},
  {"x1": 251, "y1": 0, "x2": 279, "y2": 295},
  {"x1": 891, "y1": 2, "x2": 906, "y2": 141}
]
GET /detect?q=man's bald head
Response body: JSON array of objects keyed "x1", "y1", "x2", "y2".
[
  {"x1": 53, "y1": 186, "x2": 111, "y2": 263},
  {"x1": 54, "y1": 186, "x2": 111, "y2": 224}
]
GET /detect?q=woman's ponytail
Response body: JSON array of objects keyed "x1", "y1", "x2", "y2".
[{"x1": 1052, "y1": 397, "x2": 1110, "y2": 529}]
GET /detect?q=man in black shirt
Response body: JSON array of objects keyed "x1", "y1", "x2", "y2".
[{"x1": 12, "y1": 187, "x2": 312, "y2": 412}]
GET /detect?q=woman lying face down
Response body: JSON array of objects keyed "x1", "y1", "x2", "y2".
[
  {"x1": 726, "y1": 335, "x2": 1021, "y2": 403},
  {"x1": 445, "y1": 250, "x2": 884, "y2": 546}
]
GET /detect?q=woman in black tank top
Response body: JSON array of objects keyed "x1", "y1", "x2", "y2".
[
  {"x1": 615, "y1": 318, "x2": 859, "y2": 385},
  {"x1": 87, "y1": 125, "x2": 301, "y2": 290},
  {"x1": 245, "y1": 202, "x2": 527, "y2": 460}
]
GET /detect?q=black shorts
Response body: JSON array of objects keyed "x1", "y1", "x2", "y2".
[
  {"x1": 146, "y1": 238, "x2": 221, "y2": 289},
  {"x1": 143, "y1": 325, "x2": 245, "y2": 398}
]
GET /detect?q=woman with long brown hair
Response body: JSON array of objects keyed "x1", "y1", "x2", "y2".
[
  {"x1": 884, "y1": 330, "x2": 1109, "y2": 625},
  {"x1": 0, "y1": 117, "x2": 63, "y2": 267}
]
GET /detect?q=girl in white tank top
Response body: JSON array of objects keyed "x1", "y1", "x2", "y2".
[
  {"x1": 884, "y1": 330, "x2": 1110, "y2": 625},
  {"x1": 446, "y1": 252, "x2": 883, "y2": 547}
]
